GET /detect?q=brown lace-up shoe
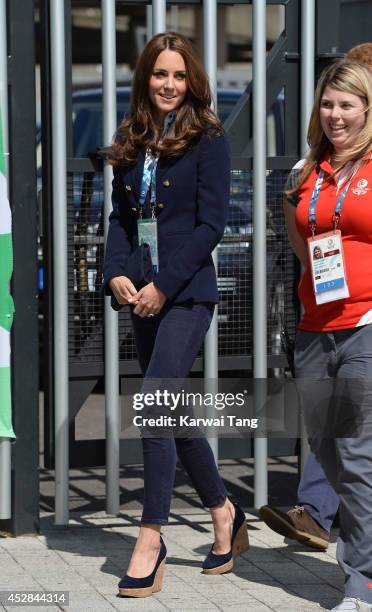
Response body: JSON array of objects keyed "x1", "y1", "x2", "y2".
[{"x1": 259, "y1": 505, "x2": 330, "y2": 550}]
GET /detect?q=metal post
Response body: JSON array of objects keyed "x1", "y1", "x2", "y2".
[
  {"x1": 0, "y1": 441, "x2": 11, "y2": 519},
  {"x1": 0, "y1": 0, "x2": 11, "y2": 521},
  {"x1": 102, "y1": 0, "x2": 120, "y2": 516},
  {"x1": 169, "y1": 6, "x2": 179, "y2": 31},
  {"x1": 152, "y1": 0, "x2": 166, "y2": 35},
  {"x1": 203, "y1": 0, "x2": 218, "y2": 460},
  {"x1": 300, "y1": 0, "x2": 315, "y2": 470},
  {"x1": 50, "y1": 0, "x2": 69, "y2": 525},
  {"x1": 203, "y1": 0, "x2": 217, "y2": 107},
  {"x1": 253, "y1": 0, "x2": 268, "y2": 508},
  {"x1": 0, "y1": 0, "x2": 39, "y2": 535},
  {"x1": 301, "y1": 0, "x2": 315, "y2": 156},
  {"x1": 0, "y1": 0, "x2": 8, "y2": 183},
  {"x1": 146, "y1": 6, "x2": 153, "y2": 41}
]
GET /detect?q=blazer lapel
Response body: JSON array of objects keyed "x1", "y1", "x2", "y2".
[
  {"x1": 129, "y1": 152, "x2": 145, "y2": 201},
  {"x1": 127, "y1": 150, "x2": 186, "y2": 203}
]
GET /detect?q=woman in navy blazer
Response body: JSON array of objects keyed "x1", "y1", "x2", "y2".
[{"x1": 103, "y1": 32, "x2": 249, "y2": 597}]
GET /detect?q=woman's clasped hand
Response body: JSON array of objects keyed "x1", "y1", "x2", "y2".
[{"x1": 108, "y1": 276, "x2": 166, "y2": 317}]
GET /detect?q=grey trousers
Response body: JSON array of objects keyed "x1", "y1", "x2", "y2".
[
  {"x1": 295, "y1": 325, "x2": 372, "y2": 603},
  {"x1": 297, "y1": 449, "x2": 339, "y2": 533}
]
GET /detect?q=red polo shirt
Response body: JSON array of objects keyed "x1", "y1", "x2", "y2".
[{"x1": 293, "y1": 153, "x2": 372, "y2": 331}]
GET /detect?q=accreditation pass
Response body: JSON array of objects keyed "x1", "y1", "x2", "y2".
[
  {"x1": 307, "y1": 230, "x2": 349, "y2": 305},
  {"x1": 138, "y1": 218, "x2": 159, "y2": 273}
]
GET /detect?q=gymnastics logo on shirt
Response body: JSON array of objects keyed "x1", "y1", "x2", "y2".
[{"x1": 352, "y1": 178, "x2": 370, "y2": 195}]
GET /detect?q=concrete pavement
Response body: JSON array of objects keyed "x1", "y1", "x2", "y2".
[
  {"x1": 4, "y1": 404, "x2": 343, "y2": 612},
  {"x1": 0, "y1": 507, "x2": 343, "y2": 612}
]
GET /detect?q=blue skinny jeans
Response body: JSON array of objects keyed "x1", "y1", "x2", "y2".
[{"x1": 131, "y1": 302, "x2": 228, "y2": 525}]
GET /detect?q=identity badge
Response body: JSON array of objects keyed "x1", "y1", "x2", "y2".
[
  {"x1": 138, "y1": 218, "x2": 159, "y2": 273},
  {"x1": 307, "y1": 230, "x2": 349, "y2": 305}
]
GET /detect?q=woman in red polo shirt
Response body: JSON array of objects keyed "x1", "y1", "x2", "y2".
[{"x1": 284, "y1": 62, "x2": 372, "y2": 612}]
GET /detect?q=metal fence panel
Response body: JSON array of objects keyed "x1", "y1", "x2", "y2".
[{"x1": 66, "y1": 168, "x2": 297, "y2": 366}]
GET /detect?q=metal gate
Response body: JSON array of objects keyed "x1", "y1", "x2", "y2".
[
  {"x1": 2, "y1": 0, "x2": 363, "y2": 533},
  {"x1": 40, "y1": 0, "x2": 301, "y2": 475}
]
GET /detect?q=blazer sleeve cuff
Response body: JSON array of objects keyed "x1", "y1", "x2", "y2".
[{"x1": 153, "y1": 269, "x2": 184, "y2": 301}]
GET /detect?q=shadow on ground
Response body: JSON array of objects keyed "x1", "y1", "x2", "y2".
[{"x1": 37, "y1": 510, "x2": 343, "y2": 611}]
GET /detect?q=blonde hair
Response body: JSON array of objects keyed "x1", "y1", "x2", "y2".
[
  {"x1": 287, "y1": 61, "x2": 372, "y2": 196},
  {"x1": 345, "y1": 43, "x2": 372, "y2": 68}
]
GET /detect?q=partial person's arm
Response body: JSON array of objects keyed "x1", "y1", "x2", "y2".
[
  {"x1": 283, "y1": 197, "x2": 308, "y2": 266},
  {"x1": 103, "y1": 165, "x2": 136, "y2": 307}
]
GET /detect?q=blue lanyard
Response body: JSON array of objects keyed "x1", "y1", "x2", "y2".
[
  {"x1": 308, "y1": 168, "x2": 353, "y2": 236},
  {"x1": 139, "y1": 155, "x2": 157, "y2": 216},
  {"x1": 138, "y1": 111, "x2": 175, "y2": 218}
]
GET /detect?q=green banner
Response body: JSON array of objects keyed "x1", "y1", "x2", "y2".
[{"x1": 0, "y1": 107, "x2": 15, "y2": 438}]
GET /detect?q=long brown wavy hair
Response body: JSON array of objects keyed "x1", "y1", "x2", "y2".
[
  {"x1": 108, "y1": 32, "x2": 223, "y2": 165},
  {"x1": 286, "y1": 61, "x2": 372, "y2": 197}
]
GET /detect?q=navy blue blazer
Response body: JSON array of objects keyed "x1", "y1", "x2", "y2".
[{"x1": 103, "y1": 132, "x2": 231, "y2": 307}]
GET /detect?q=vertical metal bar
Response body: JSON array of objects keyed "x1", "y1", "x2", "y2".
[
  {"x1": 0, "y1": 441, "x2": 11, "y2": 519},
  {"x1": 102, "y1": 0, "x2": 120, "y2": 516},
  {"x1": 169, "y1": 6, "x2": 179, "y2": 31},
  {"x1": 1, "y1": 0, "x2": 39, "y2": 535},
  {"x1": 146, "y1": 6, "x2": 153, "y2": 41},
  {"x1": 203, "y1": 0, "x2": 218, "y2": 460},
  {"x1": 0, "y1": 0, "x2": 11, "y2": 521},
  {"x1": 50, "y1": 0, "x2": 69, "y2": 525},
  {"x1": 300, "y1": 0, "x2": 315, "y2": 469},
  {"x1": 253, "y1": 0, "x2": 268, "y2": 508},
  {"x1": 40, "y1": 0, "x2": 55, "y2": 470},
  {"x1": 64, "y1": 1, "x2": 73, "y2": 160},
  {"x1": 152, "y1": 0, "x2": 166, "y2": 35},
  {"x1": 204, "y1": 0, "x2": 217, "y2": 107},
  {"x1": 301, "y1": 0, "x2": 315, "y2": 156},
  {"x1": 0, "y1": 0, "x2": 8, "y2": 179}
]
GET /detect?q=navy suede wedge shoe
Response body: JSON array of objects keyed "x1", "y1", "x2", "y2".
[
  {"x1": 202, "y1": 503, "x2": 249, "y2": 575},
  {"x1": 118, "y1": 536, "x2": 167, "y2": 598}
]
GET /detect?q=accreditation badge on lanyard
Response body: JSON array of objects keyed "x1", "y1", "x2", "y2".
[
  {"x1": 307, "y1": 169, "x2": 350, "y2": 305},
  {"x1": 138, "y1": 218, "x2": 158, "y2": 273},
  {"x1": 137, "y1": 112, "x2": 175, "y2": 274},
  {"x1": 138, "y1": 152, "x2": 159, "y2": 273}
]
